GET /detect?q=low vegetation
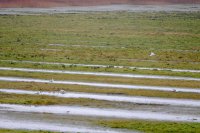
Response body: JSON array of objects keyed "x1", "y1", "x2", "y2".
[
  {"x1": 0, "y1": 11, "x2": 200, "y2": 132},
  {"x1": 1, "y1": 81, "x2": 200, "y2": 100},
  {"x1": 98, "y1": 120, "x2": 200, "y2": 133},
  {"x1": 0, "y1": 12, "x2": 199, "y2": 70}
]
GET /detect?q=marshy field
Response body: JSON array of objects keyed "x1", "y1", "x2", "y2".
[{"x1": 0, "y1": 4, "x2": 200, "y2": 133}]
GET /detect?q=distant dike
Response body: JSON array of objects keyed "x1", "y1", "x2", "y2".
[{"x1": 0, "y1": 0, "x2": 199, "y2": 8}]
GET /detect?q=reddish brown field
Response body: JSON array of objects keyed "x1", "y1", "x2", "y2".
[{"x1": 0, "y1": 0, "x2": 199, "y2": 8}]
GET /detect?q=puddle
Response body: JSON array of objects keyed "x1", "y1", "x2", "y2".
[
  {"x1": 0, "y1": 76, "x2": 199, "y2": 93},
  {"x1": 1, "y1": 88, "x2": 200, "y2": 107},
  {"x1": 0, "y1": 117, "x2": 122, "y2": 133},
  {"x1": 0, "y1": 104, "x2": 199, "y2": 122},
  {"x1": 1, "y1": 67, "x2": 200, "y2": 81},
  {"x1": 48, "y1": 44, "x2": 65, "y2": 46},
  {"x1": 49, "y1": 44, "x2": 111, "y2": 48},
  {"x1": 40, "y1": 48, "x2": 62, "y2": 51},
  {"x1": 1, "y1": 60, "x2": 200, "y2": 73},
  {"x1": 0, "y1": 110, "x2": 137, "y2": 133}
]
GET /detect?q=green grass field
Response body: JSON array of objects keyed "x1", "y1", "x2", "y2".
[
  {"x1": 98, "y1": 120, "x2": 200, "y2": 133},
  {"x1": 0, "y1": 12, "x2": 200, "y2": 71}
]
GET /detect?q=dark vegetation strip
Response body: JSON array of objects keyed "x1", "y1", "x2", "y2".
[
  {"x1": 1, "y1": 81, "x2": 200, "y2": 100},
  {"x1": 98, "y1": 120, "x2": 200, "y2": 133}
]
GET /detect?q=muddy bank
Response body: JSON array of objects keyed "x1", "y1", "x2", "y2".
[
  {"x1": 0, "y1": 4, "x2": 200, "y2": 15},
  {"x1": 1, "y1": 67, "x2": 200, "y2": 81},
  {"x1": 1, "y1": 88, "x2": 200, "y2": 107},
  {"x1": 1, "y1": 60, "x2": 200, "y2": 73}
]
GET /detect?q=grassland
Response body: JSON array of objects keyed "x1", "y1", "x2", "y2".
[
  {"x1": 0, "y1": 12, "x2": 200, "y2": 72},
  {"x1": 0, "y1": 11, "x2": 200, "y2": 133},
  {"x1": 98, "y1": 120, "x2": 200, "y2": 133}
]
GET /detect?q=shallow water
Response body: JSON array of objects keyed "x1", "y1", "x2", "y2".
[
  {"x1": 0, "y1": 111, "x2": 125, "y2": 133},
  {"x1": 0, "y1": 119, "x2": 119, "y2": 133},
  {"x1": 1, "y1": 60, "x2": 200, "y2": 73},
  {"x1": 1, "y1": 67, "x2": 200, "y2": 81},
  {"x1": 0, "y1": 4, "x2": 200, "y2": 15},
  {"x1": 0, "y1": 104, "x2": 199, "y2": 122},
  {"x1": 40, "y1": 48, "x2": 62, "y2": 51},
  {"x1": 1, "y1": 88, "x2": 200, "y2": 107},
  {"x1": 0, "y1": 76, "x2": 199, "y2": 93},
  {"x1": 49, "y1": 44, "x2": 111, "y2": 48}
]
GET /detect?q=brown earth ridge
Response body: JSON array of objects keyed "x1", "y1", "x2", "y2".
[{"x1": 0, "y1": 0, "x2": 199, "y2": 8}]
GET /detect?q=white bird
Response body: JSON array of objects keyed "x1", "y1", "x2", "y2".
[{"x1": 150, "y1": 52, "x2": 156, "y2": 56}]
